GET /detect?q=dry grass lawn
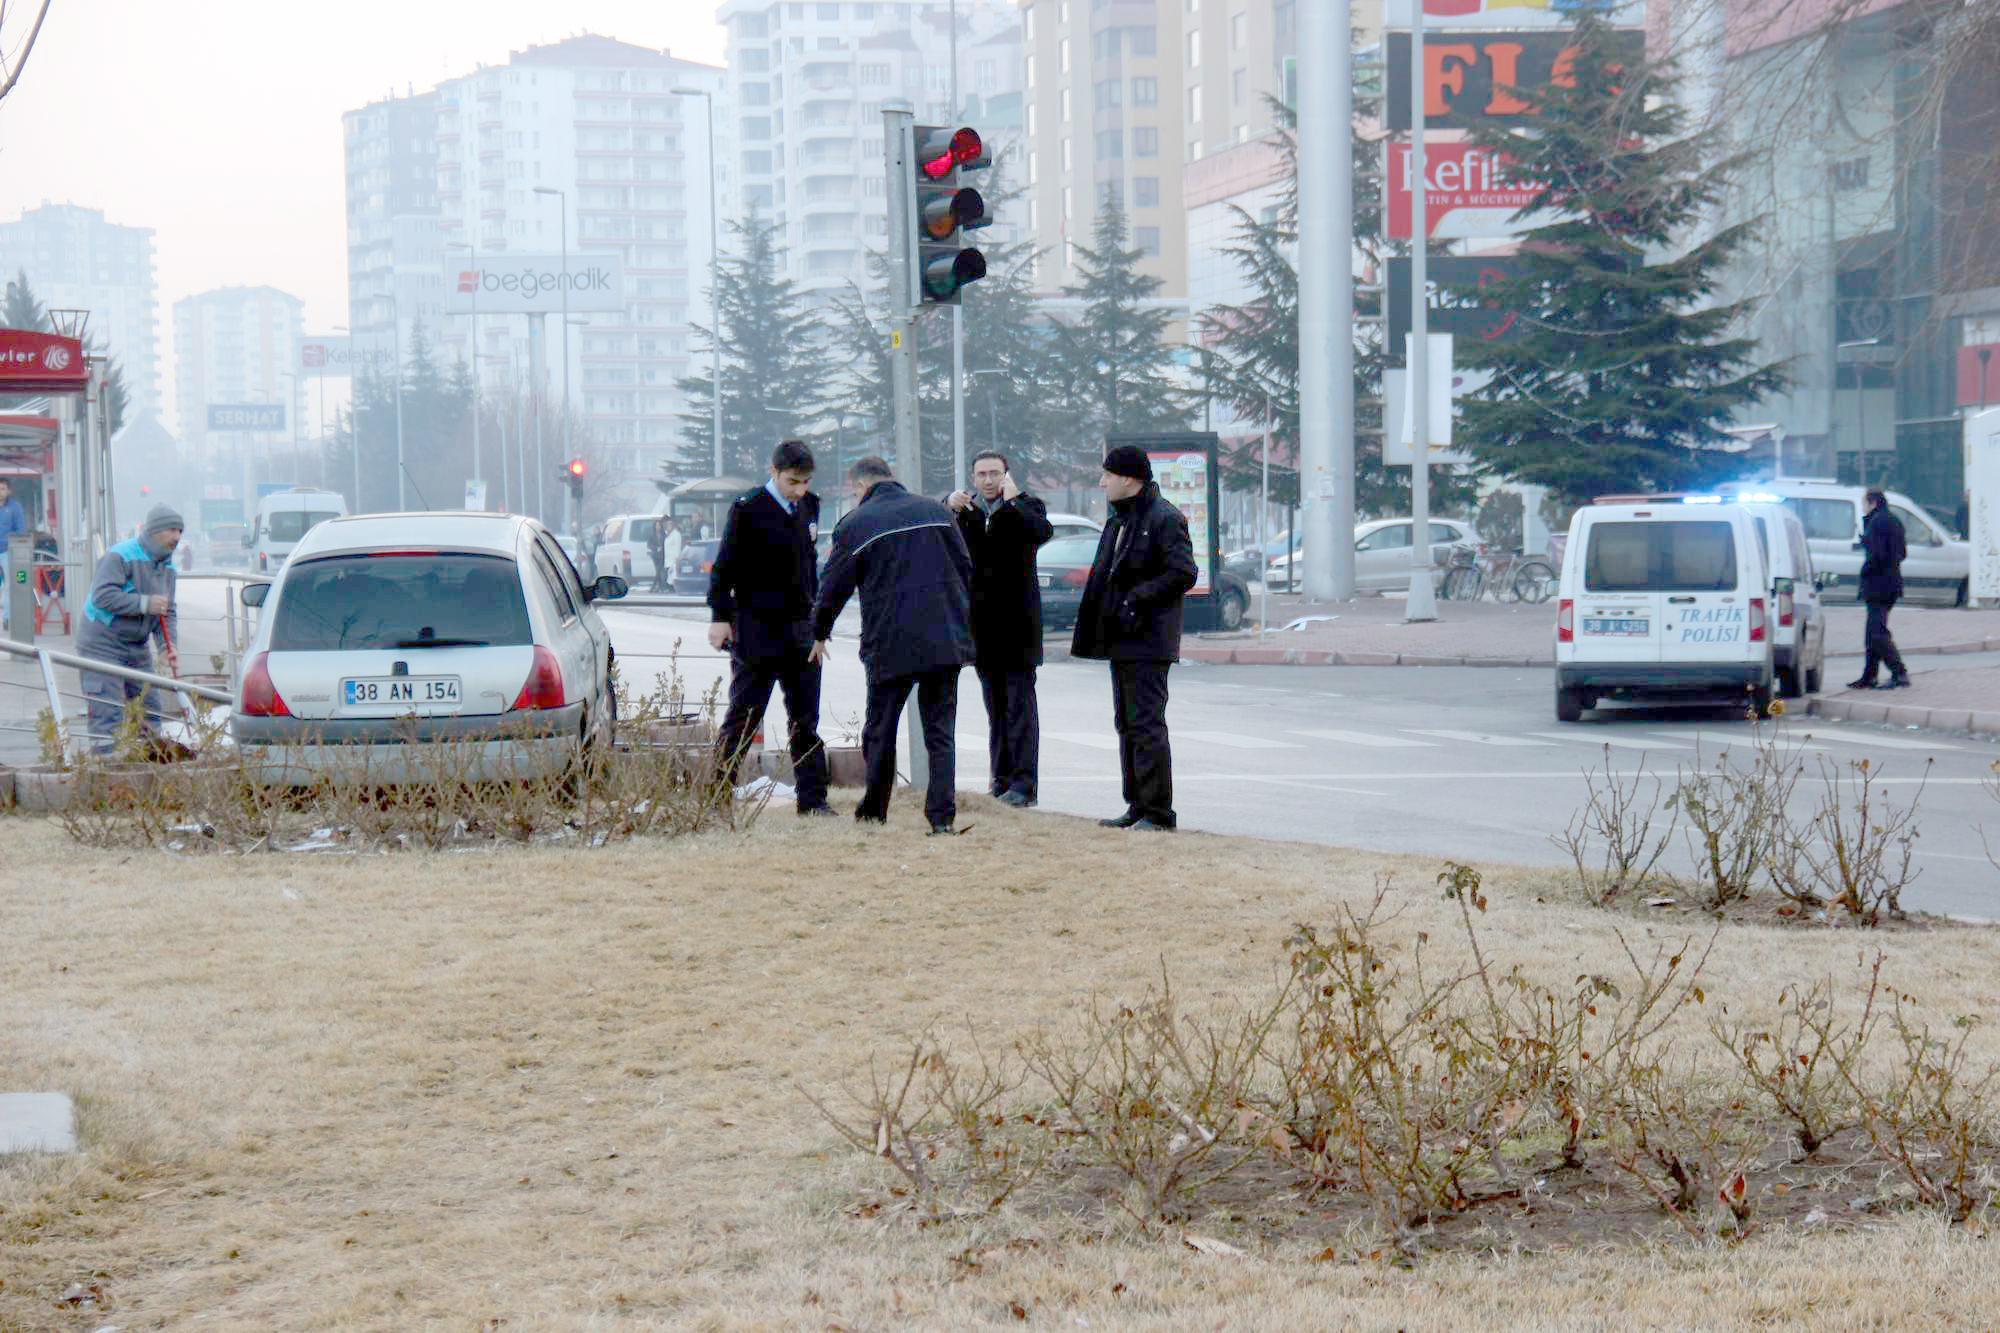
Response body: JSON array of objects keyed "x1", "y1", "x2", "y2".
[{"x1": 4, "y1": 800, "x2": 2000, "y2": 1329}]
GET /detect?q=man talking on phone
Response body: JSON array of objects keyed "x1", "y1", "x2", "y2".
[{"x1": 947, "y1": 451, "x2": 1054, "y2": 807}]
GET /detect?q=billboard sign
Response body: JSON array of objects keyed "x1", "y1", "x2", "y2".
[
  {"x1": 1384, "y1": 29, "x2": 1645, "y2": 131},
  {"x1": 1385, "y1": 141, "x2": 1547, "y2": 239},
  {"x1": 207, "y1": 404, "x2": 286, "y2": 432},
  {"x1": 1105, "y1": 432, "x2": 1222, "y2": 606},
  {"x1": 1384, "y1": 0, "x2": 1640, "y2": 28},
  {"x1": 1388, "y1": 256, "x2": 1532, "y2": 351},
  {"x1": 299, "y1": 334, "x2": 395, "y2": 378},
  {"x1": 442, "y1": 254, "x2": 626, "y2": 315},
  {"x1": 0, "y1": 330, "x2": 88, "y2": 392}
]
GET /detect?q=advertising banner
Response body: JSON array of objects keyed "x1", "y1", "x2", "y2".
[
  {"x1": 1383, "y1": 336, "x2": 1486, "y2": 467},
  {"x1": 207, "y1": 404, "x2": 286, "y2": 432},
  {"x1": 442, "y1": 253, "x2": 626, "y2": 315},
  {"x1": 1385, "y1": 141, "x2": 1546, "y2": 239},
  {"x1": 1105, "y1": 432, "x2": 1222, "y2": 605},
  {"x1": 1384, "y1": 0, "x2": 1640, "y2": 29},
  {"x1": 0, "y1": 330, "x2": 88, "y2": 392},
  {"x1": 1388, "y1": 256, "x2": 1532, "y2": 351},
  {"x1": 299, "y1": 334, "x2": 395, "y2": 378},
  {"x1": 1384, "y1": 29, "x2": 1645, "y2": 131}
]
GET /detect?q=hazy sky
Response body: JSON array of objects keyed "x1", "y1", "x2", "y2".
[{"x1": 0, "y1": 0, "x2": 726, "y2": 343}]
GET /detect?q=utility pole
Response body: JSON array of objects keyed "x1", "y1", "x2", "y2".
[
  {"x1": 1298, "y1": 0, "x2": 1357, "y2": 599},
  {"x1": 882, "y1": 103, "x2": 927, "y2": 793},
  {"x1": 1404, "y1": 7, "x2": 1439, "y2": 622},
  {"x1": 949, "y1": 0, "x2": 967, "y2": 493}
]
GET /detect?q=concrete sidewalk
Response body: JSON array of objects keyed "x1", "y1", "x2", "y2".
[
  {"x1": 1808, "y1": 668, "x2": 2000, "y2": 737},
  {"x1": 1185, "y1": 592, "x2": 2000, "y2": 669}
]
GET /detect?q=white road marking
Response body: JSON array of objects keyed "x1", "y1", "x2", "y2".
[
  {"x1": 1405, "y1": 729, "x2": 1560, "y2": 747},
  {"x1": 1785, "y1": 724, "x2": 1963, "y2": 752},
  {"x1": 1044, "y1": 731, "x2": 1120, "y2": 750},
  {"x1": 1236, "y1": 775, "x2": 1389, "y2": 796},
  {"x1": 1525, "y1": 731, "x2": 1692, "y2": 750},
  {"x1": 1175, "y1": 730, "x2": 1305, "y2": 750},
  {"x1": 1649, "y1": 729, "x2": 1829, "y2": 752},
  {"x1": 1295, "y1": 728, "x2": 1439, "y2": 749}
]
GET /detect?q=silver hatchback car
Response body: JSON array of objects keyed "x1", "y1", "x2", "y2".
[{"x1": 231, "y1": 512, "x2": 626, "y2": 784}]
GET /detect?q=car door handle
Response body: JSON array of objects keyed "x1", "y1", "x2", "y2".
[{"x1": 1667, "y1": 596, "x2": 1696, "y2": 604}]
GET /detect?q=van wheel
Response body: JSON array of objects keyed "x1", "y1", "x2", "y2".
[
  {"x1": 1805, "y1": 661, "x2": 1823, "y2": 695},
  {"x1": 1555, "y1": 684, "x2": 1586, "y2": 723},
  {"x1": 1777, "y1": 665, "x2": 1801, "y2": 698}
]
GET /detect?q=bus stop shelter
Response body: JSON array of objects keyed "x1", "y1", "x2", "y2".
[{"x1": 0, "y1": 326, "x2": 115, "y2": 637}]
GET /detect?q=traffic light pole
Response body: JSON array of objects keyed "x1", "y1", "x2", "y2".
[
  {"x1": 1404, "y1": 9, "x2": 1439, "y2": 622},
  {"x1": 883, "y1": 106, "x2": 928, "y2": 795},
  {"x1": 1298, "y1": 0, "x2": 1356, "y2": 600}
]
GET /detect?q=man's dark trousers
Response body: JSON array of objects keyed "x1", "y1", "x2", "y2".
[
  {"x1": 857, "y1": 668, "x2": 959, "y2": 826},
  {"x1": 716, "y1": 646, "x2": 830, "y2": 809},
  {"x1": 1863, "y1": 600, "x2": 1907, "y2": 682},
  {"x1": 1110, "y1": 660, "x2": 1174, "y2": 827},
  {"x1": 978, "y1": 665, "x2": 1039, "y2": 799}
]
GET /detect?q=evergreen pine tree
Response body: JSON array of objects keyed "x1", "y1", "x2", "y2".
[
  {"x1": 673, "y1": 213, "x2": 843, "y2": 482},
  {"x1": 1454, "y1": 15, "x2": 1788, "y2": 502},
  {"x1": 1053, "y1": 191, "x2": 1190, "y2": 450},
  {"x1": 2, "y1": 268, "x2": 46, "y2": 330}
]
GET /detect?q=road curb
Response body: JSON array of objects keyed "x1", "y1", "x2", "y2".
[
  {"x1": 1806, "y1": 695, "x2": 2000, "y2": 736},
  {"x1": 1180, "y1": 634, "x2": 2000, "y2": 669}
]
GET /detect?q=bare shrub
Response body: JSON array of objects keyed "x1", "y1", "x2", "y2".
[
  {"x1": 1554, "y1": 745, "x2": 1679, "y2": 905},
  {"x1": 1713, "y1": 978, "x2": 1853, "y2": 1156},
  {"x1": 1668, "y1": 732, "x2": 1804, "y2": 910},
  {"x1": 1768, "y1": 756, "x2": 1929, "y2": 924}
]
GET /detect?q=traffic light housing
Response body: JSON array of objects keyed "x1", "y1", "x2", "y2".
[
  {"x1": 910, "y1": 125, "x2": 991, "y2": 306},
  {"x1": 564, "y1": 457, "x2": 586, "y2": 501}
]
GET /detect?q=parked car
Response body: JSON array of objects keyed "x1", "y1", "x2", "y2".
[
  {"x1": 230, "y1": 512, "x2": 627, "y2": 784},
  {"x1": 1553, "y1": 499, "x2": 1775, "y2": 722},
  {"x1": 1716, "y1": 480, "x2": 1969, "y2": 606},
  {"x1": 248, "y1": 488, "x2": 348, "y2": 575},
  {"x1": 1224, "y1": 530, "x2": 1301, "y2": 583},
  {"x1": 1045, "y1": 511, "x2": 1104, "y2": 543},
  {"x1": 672, "y1": 537, "x2": 722, "y2": 596},
  {"x1": 1035, "y1": 534, "x2": 1251, "y2": 633},
  {"x1": 1266, "y1": 518, "x2": 1483, "y2": 592}
]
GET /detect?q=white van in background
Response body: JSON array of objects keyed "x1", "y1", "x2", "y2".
[
  {"x1": 1717, "y1": 479, "x2": 1969, "y2": 605},
  {"x1": 1554, "y1": 500, "x2": 1776, "y2": 722},
  {"x1": 249, "y1": 488, "x2": 348, "y2": 574},
  {"x1": 1729, "y1": 498, "x2": 1827, "y2": 698}
]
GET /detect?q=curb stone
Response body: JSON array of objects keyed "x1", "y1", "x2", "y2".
[
  {"x1": 1181, "y1": 634, "x2": 2000, "y2": 670},
  {"x1": 1806, "y1": 695, "x2": 2000, "y2": 737}
]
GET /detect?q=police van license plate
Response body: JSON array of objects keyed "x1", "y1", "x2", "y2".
[
  {"x1": 343, "y1": 676, "x2": 462, "y2": 707},
  {"x1": 1582, "y1": 617, "x2": 1649, "y2": 636}
]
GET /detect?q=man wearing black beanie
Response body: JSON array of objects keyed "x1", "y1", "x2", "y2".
[{"x1": 1071, "y1": 445, "x2": 1198, "y2": 831}]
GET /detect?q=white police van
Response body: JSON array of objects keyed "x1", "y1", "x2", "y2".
[{"x1": 1554, "y1": 499, "x2": 1775, "y2": 722}]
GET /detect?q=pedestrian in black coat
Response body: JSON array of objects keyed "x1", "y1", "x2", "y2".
[
  {"x1": 948, "y1": 450, "x2": 1054, "y2": 806},
  {"x1": 1848, "y1": 488, "x2": 1910, "y2": 690},
  {"x1": 1072, "y1": 446, "x2": 1199, "y2": 831},
  {"x1": 813, "y1": 455, "x2": 975, "y2": 833},
  {"x1": 708, "y1": 440, "x2": 837, "y2": 814}
]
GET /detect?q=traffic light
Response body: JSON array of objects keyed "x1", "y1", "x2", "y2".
[
  {"x1": 564, "y1": 457, "x2": 586, "y2": 503},
  {"x1": 909, "y1": 125, "x2": 991, "y2": 306}
]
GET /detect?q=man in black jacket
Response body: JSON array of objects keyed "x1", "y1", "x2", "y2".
[
  {"x1": 948, "y1": 450, "x2": 1055, "y2": 807},
  {"x1": 709, "y1": 440, "x2": 836, "y2": 815},
  {"x1": 1848, "y1": 488, "x2": 1911, "y2": 690},
  {"x1": 1072, "y1": 445, "x2": 1199, "y2": 832},
  {"x1": 813, "y1": 455, "x2": 975, "y2": 833}
]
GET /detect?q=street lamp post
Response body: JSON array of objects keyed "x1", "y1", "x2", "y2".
[
  {"x1": 533, "y1": 186, "x2": 571, "y2": 499},
  {"x1": 671, "y1": 86, "x2": 725, "y2": 478},
  {"x1": 447, "y1": 240, "x2": 483, "y2": 506}
]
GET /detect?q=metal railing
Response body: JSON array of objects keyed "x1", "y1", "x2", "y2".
[
  {"x1": 174, "y1": 571, "x2": 266, "y2": 677},
  {"x1": 0, "y1": 637, "x2": 231, "y2": 760}
]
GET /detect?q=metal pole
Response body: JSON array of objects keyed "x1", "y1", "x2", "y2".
[
  {"x1": 949, "y1": 0, "x2": 967, "y2": 490},
  {"x1": 393, "y1": 298, "x2": 407, "y2": 511},
  {"x1": 470, "y1": 241, "x2": 482, "y2": 502},
  {"x1": 883, "y1": 104, "x2": 927, "y2": 793},
  {"x1": 704, "y1": 97, "x2": 723, "y2": 477},
  {"x1": 1298, "y1": 0, "x2": 1356, "y2": 600},
  {"x1": 559, "y1": 195, "x2": 571, "y2": 486},
  {"x1": 1261, "y1": 397, "x2": 1272, "y2": 641},
  {"x1": 1404, "y1": 13, "x2": 1439, "y2": 623}
]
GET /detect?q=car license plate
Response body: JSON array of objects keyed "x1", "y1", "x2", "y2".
[
  {"x1": 1037, "y1": 573, "x2": 1052, "y2": 588},
  {"x1": 1582, "y1": 617, "x2": 1649, "y2": 636},
  {"x1": 342, "y1": 676, "x2": 463, "y2": 708}
]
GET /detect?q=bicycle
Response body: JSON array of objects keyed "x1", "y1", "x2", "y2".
[
  {"x1": 1475, "y1": 545, "x2": 1521, "y2": 602},
  {"x1": 1512, "y1": 556, "x2": 1558, "y2": 603},
  {"x1": 1441, "y1": 543, "x2": 1484, "y2": 600}
]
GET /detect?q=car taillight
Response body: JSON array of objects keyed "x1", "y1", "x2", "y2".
[
  {"x1": 510, "y1": 645, "x2": 566, "y2": 711},
  {"x1": 1776, "y1": 582, "x2": 1795, "y2": 627},
  {"x1": 239, "y1": 652, "x2": 290, "y2": 717},
  {"x1": 1749, "y1": 598, "x2": 1767, "y2": 642},
  {"x1": 1557, "y1": 598, "x2": 1574, "y2": 643},
  {"x1": 621, "y1": 552, "x2": 632, "y2": 575},
  {"x1": 1063, "y1": 567, "x2": 1089, "y2": 587},
  {"x1": 258, "y1": 552, "x2": 268, "y2": 572}
]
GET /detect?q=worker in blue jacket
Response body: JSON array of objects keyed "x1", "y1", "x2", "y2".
[{"x1": 76, "y1": 503, "x2": 183, "y2": 753}]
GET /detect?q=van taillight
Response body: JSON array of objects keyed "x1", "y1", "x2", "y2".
[
  {"x1": 1557, "y1": 598, "x2": 1574, "y2": 643},
  {"x1": 1776, "y1": 581, "x2": 1795, "y2": 627},
  {"x1": 240, "y1": 652, "x2": 290, "y2": 717},
  {"x1": 510, "y1": 646, "x2": 566, "y2": 711},
  {"x1": 1749, "y1": 598, "x2": 1767, "y2": 642}
]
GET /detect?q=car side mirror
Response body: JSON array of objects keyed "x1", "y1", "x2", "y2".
[
  {"x1": 239, "y1": 581, "x2": 271, "y2": 608},
  {"x1": 1814, "y1": 571, "x2": 1837, "y2": 591},
  {"x1": 587, "y1": 575, "x2": 628, "y2": 602},
  {"x1": 241, "y1": 532, "x2": 254, "y2": 547}
]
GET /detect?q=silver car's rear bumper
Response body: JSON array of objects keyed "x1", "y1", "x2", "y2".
[{"x1": 231, "y1": 704, "x2": 584, "y2": 785}]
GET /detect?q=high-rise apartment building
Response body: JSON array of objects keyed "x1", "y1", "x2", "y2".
[
  {"x1": 173, "y1": 285, "x2": 306, "y2": 486},
  {"x1": 717, "y1": 0, "x2": 1024, "y2": 302},
  {"x1": 1018, "y1": 0, "x2": 1299, "y2": 296},
  {"x1": 0, "y1": 203, "x2": 161, "y2": 421},
  {"x1": 342, "y1": 36, "x2": 724, "y2": 489}
]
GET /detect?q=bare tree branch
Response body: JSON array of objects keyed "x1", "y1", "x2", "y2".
[{"x1": 0, "y1": 0, "x2": 52, "y2": 106}]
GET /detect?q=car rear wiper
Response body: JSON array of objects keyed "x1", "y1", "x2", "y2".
[{"x1": 391, "y1": 637, "x2": 491, "y2": 648}]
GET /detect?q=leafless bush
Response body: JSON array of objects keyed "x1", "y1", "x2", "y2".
[
  {"x1": 1713, "y1": 978, "x2": 1853, "y2": 1157},
  {"x1": 1668, "y1": 733, "x2": 1805, "y2": 910},
  {"x1": 1554, "y1": 746, "x2": 1679, "y2": 905},
  {"x1": 1768, "y1": 756, "x2": 1928, "y2": 924}
]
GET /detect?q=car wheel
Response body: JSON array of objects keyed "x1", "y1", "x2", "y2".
[
  {"x1": 1219, "y1": 590, "x2": 1246, "y2": 631},
  {"x1": 1957, "y1": 577, "x2": 1970, "y2": 607},
  {"x1": 1555, "y1": 683, "x2": 1585, "y2": 723}
]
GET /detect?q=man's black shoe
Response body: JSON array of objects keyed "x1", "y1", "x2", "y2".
[
  {"x1": 998, "y1": 790, "x2": 1036, "y2": 808},
  {"x1": 1099, "y1": 811, "x2": 1142, "y2": 828},
  {"x1": 1884, "y1": 674, "x2": 1913, "y2": 689},
  {"x1": 929, "y1": 821, "x2": 970, "y2": 836},
  {"x1": 1845, "y1": 677, "x2": 1878, "y2": 691},
  {"x1": 855, "y1": 812, "x2": 887, "y2": 825},
  {"x1": 1129, "y1": 818, "x2": 1176, "y2": 832},
  {"x1": 798, "y1": 803, "x2": 841, "y2": 818}
]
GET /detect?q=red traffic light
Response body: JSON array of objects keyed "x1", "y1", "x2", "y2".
[
  {"x1": 916, "y1": 127, "x2": 986, "y2": 179},
  {"x1": 566, "y1": 458, "x2": 587, "y2": 479}
]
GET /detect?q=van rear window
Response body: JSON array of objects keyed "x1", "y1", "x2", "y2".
[
  {"x1": 1584, "y1": 521, "x2": 1738, "y2": 593},
  {"x1": 267, "y1": 511, "x2": 341, "y2": 543},
  {"x1": 271, "y1": 553, "x2": 531, "y2": 651}
]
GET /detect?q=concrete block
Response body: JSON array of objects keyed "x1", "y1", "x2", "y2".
[
  {"x1": 1937, "y1": 641, "x2": 1979, "y2": 654},
  {"x1": 1923, "y1": 709, "x2": 1974, "y2": 733},
  {"x1": 13, "y1": 763, "x2": 164, "y2": 814},
  {"x1": 1882, "y1": 705, "x2": 1931, "y2": 729},
  {"x1": 0, "y1": 766, "x2": 13, "y2": 811},
  {"x1": 1969, "y1": 711, "x2": 2000, "y2": 737},
  {"x1": 827, "y1": 746, "x2": 866, "y2": 787},
  {"x1": 1335, "y1": 652, "x2": 1401, "y2": 666},
  {"x1": 1231, "y1": 648, "x2": 1290, "y2": 665},
  {"x1": 1401, "y1": 655, "x2": 1463, "y2": 668},
  {"x1": 0, "y1": 1092, "x2": 75, "y2": 1154},
  {"x1": 1842, "y1": 700, "x2": 1891, "y2": 725}
]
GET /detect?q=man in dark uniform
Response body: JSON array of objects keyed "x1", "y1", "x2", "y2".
[
  {"x1": 708, "y1": 440, "x2": 837, "y2": 815},
  {"x1": 1848, "y1": 487, "x2": 1911, "y2": 690},
  {"x1": 1072, "y1": 445, "x2": 1198, "y2": 832},
  {"x1": 813, "y1": 455, "x2": 975, "y2": 834},
  {"x1": 947, "y1": 450, "x2": 1054, "y2": 807}
]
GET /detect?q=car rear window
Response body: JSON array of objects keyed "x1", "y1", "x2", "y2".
[
  {"x1": 1584, "y1": 521, "x2": 1739, "y2": 593},
  {"x1": 1787, "y1": 497, "x2": 1854, "y2": 541},
  {"x1": 1038, "y1": 536, "x2": 1102, "y2": 565},
  {"x1": 270, "y1": 553, "x2": 532, "y2": 650},
  {"x1": 266, "y1": 510, "x2": 341, "y2": 543}
]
